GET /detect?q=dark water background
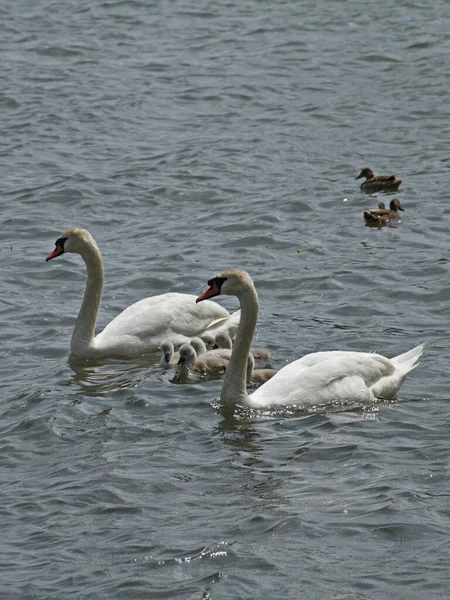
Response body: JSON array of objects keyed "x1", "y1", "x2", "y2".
[{"x1": 1, "y1": 0, "x2": 450, "y2": 598}]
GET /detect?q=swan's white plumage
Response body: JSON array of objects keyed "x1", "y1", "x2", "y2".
[
  {"x1": 46, "y1": 228, "x2": 233, "y2": 358},
  {"x1": 202, "y1": 309, "x2": 241, "y2": 341},
  {"x1": 196, "y1": 269, "x2": 424, "y2": 410}
]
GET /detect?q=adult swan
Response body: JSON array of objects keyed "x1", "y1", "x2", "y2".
[
  {"x1": 46, "y1": 228, "x2": 232, "y2": 358},
  {"x1": 196, "y1": 270, "x2": 424, "y2": 410}
]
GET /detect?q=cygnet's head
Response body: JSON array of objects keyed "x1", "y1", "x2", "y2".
[
  {"x1": 177, "y1": 344, "x2": 197, "y2": 367},
  {"x1": 215, "y1": 332, "x2": 232, "y2": 350},
  {"x1": 190, "y1": 337, "x2": 207, "y2": 356},
  {"x1": 199, "y1": 331, "x2": 215, "y2": 348},
  {"x1": 160, "y1": 340, "x2": 175, "y2": 362}
]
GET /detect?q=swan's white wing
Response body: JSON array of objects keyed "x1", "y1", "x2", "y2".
[
  {"x1": 205, "y1": 309, "x2": 241, "y2": 337},
  {"x1": 248, "y1": 351, "x2": 396, "y2": 409},
  {"x1": 95, "y1": 293, "x2": 230, "y2": 353}
]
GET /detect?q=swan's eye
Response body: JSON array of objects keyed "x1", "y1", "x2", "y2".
[{"x1": 56, "y1": 237, "x2": 67, "y2": 248}]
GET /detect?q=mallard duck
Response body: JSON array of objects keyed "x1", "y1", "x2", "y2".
[
  {"x1": 356, "y1": 168, "x2": 402, "y2": 193},
  {"x1": 363, "y1": 199, "x2": 404, "y2": 227}
]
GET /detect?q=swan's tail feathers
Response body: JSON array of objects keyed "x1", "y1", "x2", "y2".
[{"x1": 391, "y1": 343, "x2": 426, "y2": 371}]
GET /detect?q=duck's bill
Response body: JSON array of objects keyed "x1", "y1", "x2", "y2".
[
  {"x1": 45, "y1": 246, "x2": 64, "y2": 261},
  {"x1": 196, "y1": 281, "x2": 221, "y2": 302}
]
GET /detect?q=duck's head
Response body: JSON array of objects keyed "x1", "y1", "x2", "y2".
[
  {"x1": 390, "y1": 199, "x2": 404, "y2": 212},
  {"x1": 356, "y1": 168, "x2": 374, "y2": 180}
]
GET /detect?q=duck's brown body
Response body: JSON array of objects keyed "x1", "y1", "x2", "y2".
[
  {"x1": 356, "y1": 168, "x2": 402, "y2": 193},
  {"x1": 363, "y1": 199, "x2": 404, "y2": 227}
]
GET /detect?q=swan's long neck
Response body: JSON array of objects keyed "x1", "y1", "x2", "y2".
[
  {"x1": 220, "y1": 284, "x2": 258, "y2": 407},
  {"x1": 70, "y1": 244, "x2": 104, "y2": 356}
]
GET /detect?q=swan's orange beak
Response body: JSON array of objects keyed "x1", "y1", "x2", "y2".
[
  {"x1": 46, "y1": 246, "x2": 64, "y2": 261},
  {"x1": 196, "y1": 281, "x2": 221, "y2": 303}
]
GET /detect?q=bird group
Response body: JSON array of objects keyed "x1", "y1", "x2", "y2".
[
  {"x1": 356, "y1": 167, "x2": 405, "y2": 228},
  {"x1": 45, "y1": 226, "x2": 424, "y2": 413}
]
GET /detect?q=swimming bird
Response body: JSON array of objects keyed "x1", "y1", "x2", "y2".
[
  {"x1": 159, "y1": 340, "x2": 180, "y2": 368},
  {"x1": 177, "y1": 343, "x2": 229, "y2": 374},
  {"x1": 356, "y1": 168, "x2": 402, "y2": 193},
  {"x1": 196, "y1": 270, "x2": 424, "y2": 410},
  {"x1": 215, "y1": 331, "x2": 271, "y2": 360},
  {"x1": 190, "y1": 337, "x2": 208, "y2": 356},
  {"x1": 190, "y1": 336, "x2": 233, "y2": 362},
  {"x1": 363, "y1": 199, "x2": 404, "y2": 227},
  {"x1": 45, "y1": 228, "x2": 234, "y2": 358},
  {"x1": 247, "y1": 353, "x2": 278, "y2": 385},
  {"x1": 198, "y1": 331, "x2": 216, "y2": 349}
]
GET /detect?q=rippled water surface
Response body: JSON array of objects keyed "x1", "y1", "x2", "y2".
[{"x1": 1, "y1": 0, "x2": 450, "y2": 598}]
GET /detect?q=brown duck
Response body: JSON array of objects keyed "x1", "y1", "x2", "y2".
[
  {"x1": 356, "y1": 168, "x2": 402, "y2": 193},
  {"x1": 363, "y1": 199, "x2": 404, "y2": 227}
]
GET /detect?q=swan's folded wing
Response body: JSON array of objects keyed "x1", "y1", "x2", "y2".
[
  {"x1": 99, "y1": 293, "x2": 229, "y2": 339},
  {"x1": 250, "y1": 351, "x2": 395, "y2": 408},
  {"x1": 204, "y1": 309, "x2": 241, "y2": 339}
]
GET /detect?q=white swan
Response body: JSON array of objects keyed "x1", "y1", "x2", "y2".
[
  {"x1": 247, "y1": 353, "x2": 278, "y2": 384},
  {"x1": 46, "y1": 228, "x2": 232, "y2": 358},
  {"x1": 215, "y1": 331, "x2": 271, "y2": 360},
  {"x1": 196, "y1": 269, "x2": 425, "y2": 410},
  {"x1": 177, "y1": 343, "x2": 229, "y2": 374}
]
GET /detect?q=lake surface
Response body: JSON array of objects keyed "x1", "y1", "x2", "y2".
[{"x1": 1, "y1": 0, "x2": 450, "y2": 598}]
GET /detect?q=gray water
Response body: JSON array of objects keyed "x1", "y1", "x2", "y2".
[{"x1": 1, "y1": 0, "x2": 450, "y2": 598}]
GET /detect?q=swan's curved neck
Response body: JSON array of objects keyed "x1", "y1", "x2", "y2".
[
  {"x1": 71, "y1": 244, "x2": 104, "y2": 356},
  {"x1": 221, "y1": 284, "x2": 258, "y2": 407}
]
